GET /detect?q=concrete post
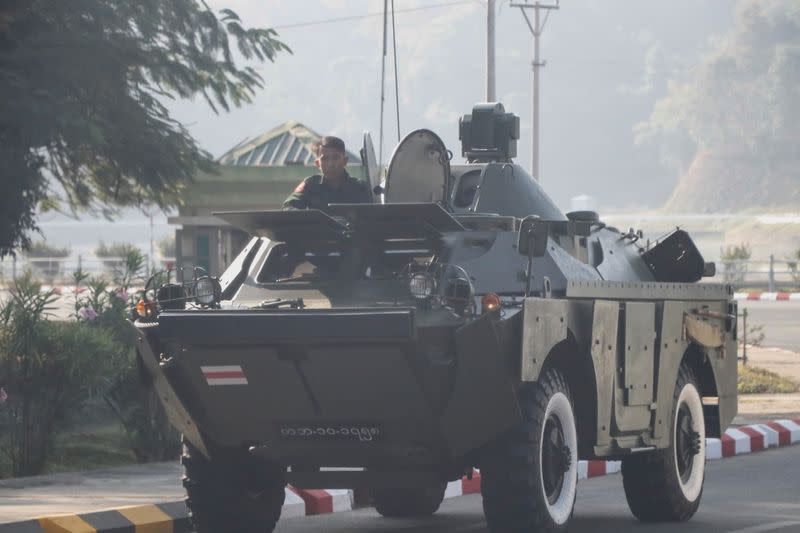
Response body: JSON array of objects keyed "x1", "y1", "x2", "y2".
[
  {"x1": 742, "y1": 307, "x2": 748, "y2": 366},
  {"x1": 768, "y1": 254, "x2": 775, "y2": 292}
]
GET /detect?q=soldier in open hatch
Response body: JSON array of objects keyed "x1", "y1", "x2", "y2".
[{"x1": 282, "y1": 136, "x2": 372, "y2": 210}]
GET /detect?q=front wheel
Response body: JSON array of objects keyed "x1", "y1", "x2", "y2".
[
  {"x1": 621, "y1": 364, "x2": 706, "y2": 522},
  {"x1": 481, "y1": 368, "x2": 578, "y2": 533},
  {"x1": 182, "y1": 438, "x2": 286, "y2": 533},
  {"x1": 372, "y1": 483, "x2": 447, "y2": 517}
]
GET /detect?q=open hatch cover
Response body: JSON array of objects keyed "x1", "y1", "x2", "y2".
[
  {"x1": 327, "y1": 203, "x2": 464, "y2": 239},
  {"x1": 214, "y1": 210, "x2": 348, "y2": 242},
  {"x1": 385, "y1": 129, "x2": 450, "y2": 203},
  {"x1": 216, "y1": 204, "x2": 465, "y2": 243}
]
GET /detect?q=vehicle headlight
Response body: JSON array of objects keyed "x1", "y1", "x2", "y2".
[
  {"x1": 409, "y1": 273, "x2": 436, "y2": 300},
  {"x1": 195, "y1": 276, "x2": 221, "y2": 306}
]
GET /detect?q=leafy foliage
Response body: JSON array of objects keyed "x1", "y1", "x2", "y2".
[
  {"x1": 788, "y1": 248, "x2": 800, "y2": 285},
  {"x1": 24, "y1": 241, "x2": 71, "y2": 258},
  {"x1": 71, "y1": 251, "x2": 180, "y2": 462},
  {"x1": 157, "y1": 235, "x2": 177, "y2": 258},
  {"x1": 636, "y1": 0, "x2": 800, "y2": 211},
  {"x1": 720, "y1": 243, "x2": 752, "y2": 283},
  {"x1": 0, "y1": 0, "x2": 290, "y2": 255},
  {"x1": 0, "y1": 275, "x2": 124, "y2": 476},
  {"x1": 738, "y1": 364, "x2": 799, "y2": 394},
  {"x1": 24, "y1": 241, "x2": 71, "y2": 281},
  {"x1": 637, "y1": 0, "x2": 800, "y2": 166}
]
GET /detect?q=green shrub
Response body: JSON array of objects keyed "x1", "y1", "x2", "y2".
[
  {"x1": 95, "y1": 242, "x2": 140, "y2": 258},
  {"x1": 71, "y1": 256, "x2": 179, "y2": 463},
  {"x1": 0, "y1": 275, "x2": 125, "y2": 477},
  {"x1": 24, "y1": 241, "x2": 71, "y2": 258},
  {"x1": 720, "y1": 243, "x2": 752, "y2": 284},
  {"x1": 23, "y1": 241, "x2": 71, "y2": 282},
  {"x1": 93, "y1": 243, "x2": 146, "y2": 285},
  {"x1": 157, "y1": 235, "x2": 176, "y2": 258},
  {"x1": 738, "y1": 364, "x2": 799, "y2": 394},
  {"x1": 788, "y1": 248, "x2": 800, "y2": 286}
]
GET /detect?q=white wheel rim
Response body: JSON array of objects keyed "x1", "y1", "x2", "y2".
[
  {"x1": 673, "y1": 382, "x2": 705, "y2": 502},
  {"x1": 539, "y1": 391, "x2": 578, "y2": 525}
]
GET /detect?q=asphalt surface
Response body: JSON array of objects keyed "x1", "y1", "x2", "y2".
[
  {"x1": 739, "y1": 300, "x2": 800, "y2": 352},
  {"x1": 274, "y1": 445, "x2": 800, "y2": 533}
]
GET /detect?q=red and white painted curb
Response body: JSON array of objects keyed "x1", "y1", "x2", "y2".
[
  {"x1": 282, "y1": 419, "x2": 800, "y2": 518},
  {"x1": 734, "y1": 292, "x2": 800, "y2": 301},
  {"x1": 286, "y1": 487, "x2": 353, "y2": 516}
]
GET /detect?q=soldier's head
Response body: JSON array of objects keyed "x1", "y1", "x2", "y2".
[{"x1": 314, "y1": 136, "x2": 348, "y2": 180}]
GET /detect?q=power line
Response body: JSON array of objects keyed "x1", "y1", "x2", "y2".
[{"x1": 272, "y1": 0, "x2": 475, "y2": 31}]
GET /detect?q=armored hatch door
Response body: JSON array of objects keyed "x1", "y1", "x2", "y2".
[
  {"x1": 385, "y1": 129, "x2": 450, "y2": 203},
  {"x1": 359, "y1": 131, "x2": 379, "y2": 197},
  {"x1": 214, "y1": 210, "x2": 349, "y2": 243}
]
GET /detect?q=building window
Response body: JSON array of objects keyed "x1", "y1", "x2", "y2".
[
  {"x1": 284, "y1": 138, "x2": 302, "y2": 163},
  {"x1": 258, "y1": 136, "x2": 282, "y2": 165},
  {"x1": 196, "y1": 234, "x2": 210, "y2": 273}
]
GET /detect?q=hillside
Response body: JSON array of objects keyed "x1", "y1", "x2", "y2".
[{"x1": 664, "y1": 148, "x2": 800, "y2": 213}]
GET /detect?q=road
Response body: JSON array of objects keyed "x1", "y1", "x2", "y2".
[
  {"x1": 274, "y1": 446, "x2": 800, "y2": 533},
  {"x1": 739, "y1": 300, "x2": 800, "y2": 352}
]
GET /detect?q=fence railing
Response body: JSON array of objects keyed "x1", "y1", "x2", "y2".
[
  {"x1": 0, "y1": 255, "x2": 176, "y2": 286},
  {"x1": 711, "y1": 256, "x2": 799, "y2": 291}
]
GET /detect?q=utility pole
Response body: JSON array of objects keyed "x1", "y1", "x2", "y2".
[
  {"x1": 487, "y1": 0, "x2": 496, "y2": 101},
  {"x1": 511, "y1": 1, "x2": 559, "y2": 181},
  {"x1": 378, "y1": 0, "x2": 389, "y2": 168}
]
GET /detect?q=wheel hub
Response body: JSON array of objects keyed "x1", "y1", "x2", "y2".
[
  {"x1": 542, "y1": 415, "x2": 571, "y2": 505},
  {"x1": 675, "y1": 404, "x2": 700, "y2": 483}
]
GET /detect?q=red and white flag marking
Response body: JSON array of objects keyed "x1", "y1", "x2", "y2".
[{"x1": 201, "y1": 365, "x2": 248, "y2": 386}]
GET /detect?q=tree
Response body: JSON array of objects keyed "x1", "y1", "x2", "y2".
[
  {"x1": 720, "y1": 243, "x2": 752, "y2": 284},
  {"x1": 0, "y1": 0, "x2": 290, "y2": 255},
  {"x1": 635, "y1": 0, "x2": 800, "y2": 211}
]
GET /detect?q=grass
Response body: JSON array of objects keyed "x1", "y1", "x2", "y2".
[
  {"x1": 738, "y1": 364, "x2": 800, "y2": 394},
  {"x1": 45, "y1": 422, "x2": 137, "y2": 474}
]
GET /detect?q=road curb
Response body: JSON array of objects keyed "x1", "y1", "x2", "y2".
[
  {"x1": 734, "y1": 292, "x2": 800, "y2": 301},
  {"x1": 3, "y1": 419, "x2": 798, "y2": 532},
  {"x1": 0, "y1": 502, "x2": 191, "y2": 533}
]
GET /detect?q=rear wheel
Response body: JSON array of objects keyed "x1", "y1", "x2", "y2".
[
  {"x1": 621, "y1": 364, "x2": 706, "y2": 522},
  {"x1": 372, "y1": 483, "x2": 447, "y2": 517},
  {"x1": 182, "y1": 438, "x2": 286, "y2": 533},
  {"x1": 480, "y1": 368, "x2": 578, "y2": 533}
]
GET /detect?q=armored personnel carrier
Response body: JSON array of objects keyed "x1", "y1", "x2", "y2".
[{"x1": 131, "y1": 103, "x2": 737, "y2": 533}]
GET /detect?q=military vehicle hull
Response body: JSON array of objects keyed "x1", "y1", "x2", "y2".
[{"x1": 131, "y1": 105, "x2": 738, "y2": 533}]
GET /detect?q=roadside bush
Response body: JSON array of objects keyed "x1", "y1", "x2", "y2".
[
  {"x1": 72, "y1": 252, "x2": 180, "y2": 463},
  {"x1": 157, "y1": 235, "x2": 176, "y2": 259},
  {"x1": 0, "y1": 276, "x2": 124, "y2": 477},
  {"x1": 23, "y1": 241, "x2": 71, "y2": 282},
  {"x1": 720, "y1": 243, "x2": 752, "y2": 284},
  {"x1": 95, "y1": 242, "x2": 143, "y2": 274},
  {"x1": 788, "y1": 248, "x2": 800, "y2": 287},
  {"x1": 738, "y1": 364, "x2": 800, "y2": 394}
]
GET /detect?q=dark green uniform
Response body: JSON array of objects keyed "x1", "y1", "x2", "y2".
[{"x1": 283, "y1": 173, "x2": 372, "y2": 211}]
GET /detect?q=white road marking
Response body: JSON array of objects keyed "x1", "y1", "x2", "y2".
[{"x1": 725, "y1": 521, "x2": 800, "y2": 533}]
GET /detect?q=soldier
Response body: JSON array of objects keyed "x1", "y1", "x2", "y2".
[{"x1": 283, "y1": 136, "x2": 372, "y2": 210}]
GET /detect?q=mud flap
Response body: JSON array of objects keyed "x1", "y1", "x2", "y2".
[
  {"x1": 130, "y1": 322, "x2": 209, "y2": 457},
  {"x1": 441, "y1": 315, "x2": 520, "y2": 458}
]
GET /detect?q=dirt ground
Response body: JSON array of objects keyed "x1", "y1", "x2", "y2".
[{"x1": 734, "y1": 345, "x2": 800, "y2": 424}]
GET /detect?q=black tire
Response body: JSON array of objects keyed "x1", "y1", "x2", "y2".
[
  {"x1": 621, "y1": 364, "x2": 706, "y2": 522},
  {"x1": 372, "y1": 483, "x2": 447, "y2": 517},
  {"x1": 181, "y1": 438, "x2": 286, "y2": 533},
  {"x1": 481, "y1": 368, "x2": 579, "y2": 533}
]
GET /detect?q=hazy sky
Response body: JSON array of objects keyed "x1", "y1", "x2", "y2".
[{"x1": 168, "y1": 0, "x2": 737, "y2": 210}]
